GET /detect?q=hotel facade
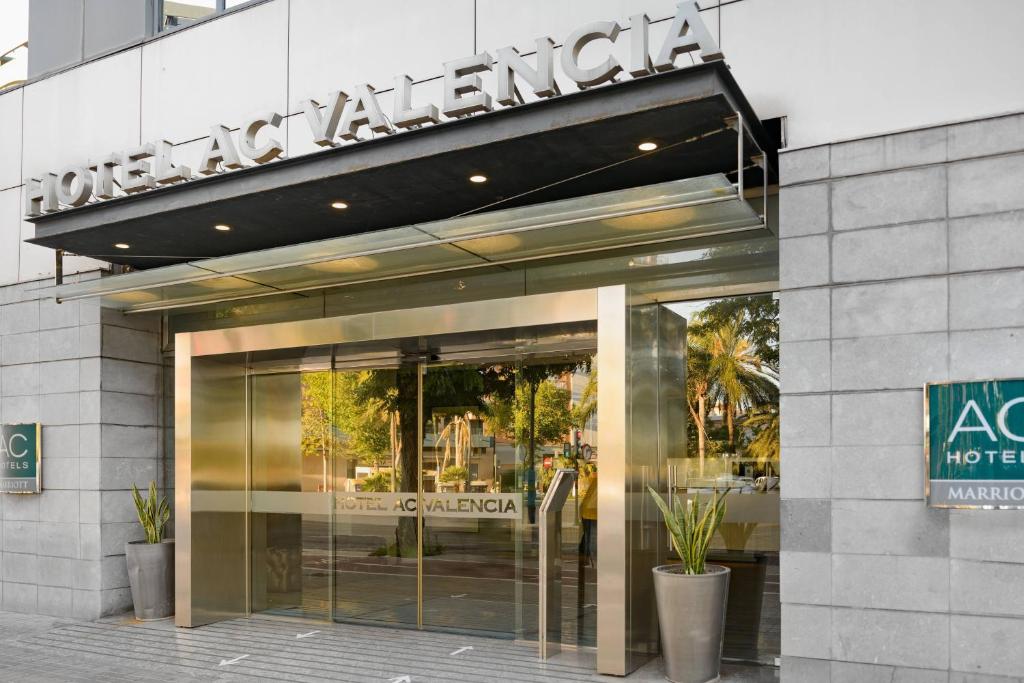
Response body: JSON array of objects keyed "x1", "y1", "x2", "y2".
[{"x1": 1, "y1": 0, "x2": 1024, "y2": 679}]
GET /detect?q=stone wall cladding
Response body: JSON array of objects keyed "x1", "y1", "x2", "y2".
[
  {"x1": 0, "y1": 273, "x2": 165, "y2": 619},
  {"x1": 779, "y1": 111, "x2": 1024, "y2": 681}
]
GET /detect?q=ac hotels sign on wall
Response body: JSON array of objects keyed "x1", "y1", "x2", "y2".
[
  {"x1": 0, "y1": 424, "x2": 42, "y2": 494},
  {"x1": 24, "y1": 2, "x2": 722, "y2": 219},
  {"x1": 926, "y1": 379, "x2": 1024, "y2": 508}
]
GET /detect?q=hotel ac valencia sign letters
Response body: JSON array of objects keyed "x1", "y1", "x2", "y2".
[
  {"x1": 335, "y1": 492, "x2": 521, "y2": 519},
  {"x1": 926, "y1": 379, "x2": 1024, "y2": 508},
  {"x1": 24, "y1": 2, "x2": 721, "y2": 218}
]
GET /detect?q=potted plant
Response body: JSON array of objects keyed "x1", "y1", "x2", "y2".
[
  {"x1": 648, "y1": 486, "x2": 729, "y2": 683},
  {"x1": 126, "y1": 481, "x2": 174, "y2": 621}
]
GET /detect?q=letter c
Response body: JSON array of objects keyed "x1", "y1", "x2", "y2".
[
  {"x1": 9, "y1": 434, "x2": 28, "y2": 458},
  {"x1": 997, "y1": 397, "x2": 1024, "y2": 442},
  {"x1": 561, "y1": 21, "x2": 623, "y2": 88},
  {"x1": 239, "y1": 112, "x2": 285, "y2": 164}
]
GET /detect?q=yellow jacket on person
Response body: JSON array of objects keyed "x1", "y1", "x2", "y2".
[{"x1": 579, "y1": 472, "x2": 597, "y2": 520}]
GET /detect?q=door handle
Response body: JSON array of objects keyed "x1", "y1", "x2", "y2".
[{"x1": 640, "y1": 465, "x2": 650, "y2": 550}]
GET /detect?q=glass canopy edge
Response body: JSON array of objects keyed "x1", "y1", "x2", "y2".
[{"x1": 56, "y1": 174, "x2": 765, "y2": 312}]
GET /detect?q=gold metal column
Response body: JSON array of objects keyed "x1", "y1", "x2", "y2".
[
  {"x1": 596, "y1": 286, "x2": 629, "y2": 674},
  {"x1": 174, "y1": 336, "x2": 192, "y2": 626},
  {"x1": 175, "y1": 349, "x2": 249, "y2": 627},
  {"x1": 595, "y1": 286, "x2": 681, "y2": 675}
]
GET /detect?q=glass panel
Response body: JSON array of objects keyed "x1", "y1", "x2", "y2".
[
  {"x1": 0, "y1": 1, "x2": 28, "y2": 92},
  {"x1": 419, "y1": 174, "x2": 739, "y2": 241},
  {"x1": 214, "y1": 225, "x2": 436, "y2": 273},
  {"x1": 567, "y1": 361, "x2": 598, "y2": 648},
  {"x1": 162, "y1": 235, "x2": 778, "y2": 338},
  {"x1": 332, "y1": 359, "x2": 420, "y2": 627},
  {"x1": 448, "y1": 201, "x2": 759, "y2": 263},
  {"x1": 149, "y1": 277, "x2": 267, "y2": 308},
  {"x1": 162, "y1": 1, "x2": 218, "y2": 30},
  {"x1": 666, "y1": 293, "x2": 781, "y2": 665},
  {"x1": 521, "y1": 355, "x2": 599, "y2": 647},
  {"x1": 246, "y1": 244, "x2": 486, "y2": 292},
  {"x1": 412, "y1": 340, "x2": 599, "y2": 643},
  {"x1": 523, "y1": 234, "x2": 778, "y2": 298},
  {"x1": 419, "y1": 359, "x2": 525, "y2": 637},
  {"x1": 72, "y1": 175, "x2": 767, "y2": 312}
]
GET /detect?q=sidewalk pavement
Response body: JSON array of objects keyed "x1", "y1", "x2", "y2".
[{"x1": 0, "y1": 610, "x2": 778, "y2": 682}]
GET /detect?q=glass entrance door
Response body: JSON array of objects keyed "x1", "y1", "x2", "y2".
[
  {"x1": 417, "y1": 345, "x2": 598, "y2": 642},
  {"x1": 246, "y1": 324, "x2": 598, "y2": 643},
  {"x1": 331, "y1": 360, "x2": 420, "y2": 627},
  {"x1": 419, "y1": 359, "x2": 526, "y2": 637}
]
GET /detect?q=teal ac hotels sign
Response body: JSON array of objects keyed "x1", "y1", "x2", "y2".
[
  {"x1": 926, "y1": 379, "x2": 1024, "y2": 508},
  {"x1": 0, "y1": 424, "x2": 41, "y2": 494}
]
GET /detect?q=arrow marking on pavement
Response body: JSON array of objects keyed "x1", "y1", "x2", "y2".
[
  {"x1": 296, "y1": 630, "x2": 320, "y2": 639},
  {"x1": 388, "y1": 676, "x2": 411, "y2": 683},
  {"x1": 219, "y1": 654, "x2": 249, "y2": 666},
  {"x1": 583, "y1": 603, "x2": 596, "y2": 608},
  {"x1": 450, "y1": 646, "x2": 474, "y2": 656},
  {"x1": 450, "y1": 593, "x2": 467, "y2": 598}
]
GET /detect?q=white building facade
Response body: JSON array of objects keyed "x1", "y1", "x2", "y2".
[{"x1": 2, "y1": 1, "x2": 1024, "y2": 680}]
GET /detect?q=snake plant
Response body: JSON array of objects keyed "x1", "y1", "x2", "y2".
[
  {"x1": 131, "y1": 481, "x2": 171, "y2": 544},
  {"x1": 648, "y1": 486, "x2": 727, "y2": 575}
]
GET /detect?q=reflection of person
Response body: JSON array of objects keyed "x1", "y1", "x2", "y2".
[{"x1": 578, "y1": 470, "x2": 597, "y2": 564}]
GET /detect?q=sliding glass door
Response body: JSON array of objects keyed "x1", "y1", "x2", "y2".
[
  {"x1": 331, "y1": 360, "x2": 420, "y2": 627},
  {"x1": 418, "y1": 359, "x2": 526, "y2": 637},
  {"x1": 244, "y1": 324, "x2": 598, "y2": 644}
]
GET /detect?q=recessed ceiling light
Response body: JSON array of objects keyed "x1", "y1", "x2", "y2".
[
  {"x1": 331, "y1": 201, "x2": 349, "y2": 210},
  {"x1": 469, "y1": 174, "x2": 488, "y2": 184},
  {"x1": 638, "y1": 141, "x2": 658, "y2": 152},
  {"x1": 114, "y1": 243, "x2": 130, "y2": 250},
  {"x1": 214, "y1": 224, "x2": 231, "y2": 231}
]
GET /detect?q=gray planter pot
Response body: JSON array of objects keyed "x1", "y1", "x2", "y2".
[
  {"x1": 125, "y1": 539, "x2": 174, "y2": 621},
  {"x1": 652, "y1": 564, "x2": 730, "y2": 683}
]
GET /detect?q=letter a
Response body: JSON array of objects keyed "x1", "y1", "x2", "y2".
[
  {"x1": 198, "y1": 125, "x2": 243, "y2": 175},
  {"x1": 948, "y1": 399, "x2": 998, "y2": 443},
  {"x1": 653, "y1": 1, "x2": 723, "y2": 71}
]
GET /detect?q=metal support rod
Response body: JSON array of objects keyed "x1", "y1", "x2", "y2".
[
  {"x1": 539, "y1": 468, "x2": 577, "y2": 659},
  {"x1": 748, "y1": 151, "x2": 769, "y2": 225},
  {"x1": 736, "y1": 112, "x2": 745, "y2": 197},
  {"x1": 761, "y1": 152, "x2": 768, "y2": 224},
  {"x1": 726, "y1": 111, "x2": 772, "y2": 227},
  {"x1": 666, "y1": 463, "x2": 675, "y2": 551}
]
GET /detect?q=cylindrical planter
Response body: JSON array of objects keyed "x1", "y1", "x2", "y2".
[
  {"x1": 125, "y1": 539, "x2": 174, "y2": 621},
  {"x1": 652, "y1": 564, "x2": 730, "y2": 683}
]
